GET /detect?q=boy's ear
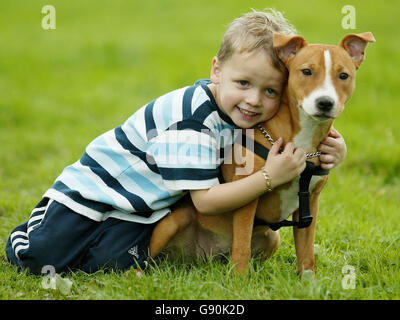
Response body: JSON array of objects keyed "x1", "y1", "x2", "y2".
[
  {"x1": 273, "y1": 33, "x2": 307, "y2": 65},
  {"x1": 339, "y1": 32, "x2": 375, "y2": 69},
  {"x1": 210, "y1": 56, "x2": 221, "y2": 84}
]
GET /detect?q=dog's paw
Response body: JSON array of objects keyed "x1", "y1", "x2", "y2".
[{"x1": 300, "y1": 269, "x2": 314, "y2": 281}]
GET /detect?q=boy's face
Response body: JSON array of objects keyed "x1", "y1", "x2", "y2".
[{"x1": 209, "y1": 49, "x2": 285, "y2": 129}]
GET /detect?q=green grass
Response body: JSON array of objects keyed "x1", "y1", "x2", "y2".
[{"x1": 0, "y1": 0, "x2": 399, "y2": 300}]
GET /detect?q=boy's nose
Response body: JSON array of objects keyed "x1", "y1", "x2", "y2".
[{"x1": 245, "y1": 90, "x2": 262, "y2": 107}]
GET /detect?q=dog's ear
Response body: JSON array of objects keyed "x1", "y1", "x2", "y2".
[
  {"x1": 273, "y1": 33, "x2": 308, "y2": 65},
  {"x1": 339, "y1": 32, "x2": 376, "y2": 69}
]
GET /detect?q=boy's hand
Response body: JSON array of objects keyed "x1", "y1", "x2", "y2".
[
  {"x1": 264, "y1": 138, "x2": 306, "y2": 189},
  {"x1": 318, "y1": 129, "x2": 347, "y2": 170}
]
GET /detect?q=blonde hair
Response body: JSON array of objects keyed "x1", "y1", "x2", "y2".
[{"x1": 217, "y1": 9, "x2": 297, "y2": 72}]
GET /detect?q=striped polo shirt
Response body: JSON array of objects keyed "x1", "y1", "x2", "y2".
[{"x1": 43, "y1": 79, "x2": 239, "y2": 223}]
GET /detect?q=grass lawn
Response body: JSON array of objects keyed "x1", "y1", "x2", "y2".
[{"x1": 0, "y1": 0, "x2": 399, "y2": 300}]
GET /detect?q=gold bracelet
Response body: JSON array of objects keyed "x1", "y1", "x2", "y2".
[{"x1": 261, "y1": 168, "x2": 272, "y2": 192}]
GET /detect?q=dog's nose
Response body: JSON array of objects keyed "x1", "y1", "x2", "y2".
[{"x1": 316, "y1": 96, "x2": 334, "y2": 112}]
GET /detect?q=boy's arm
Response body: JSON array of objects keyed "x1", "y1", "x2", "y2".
[
  {"x1": 190, "y1": 170, "x2": 267, "y2": 215},
  {"x1": 190, "y1": 138, "x2": 306, "y2": 215}
]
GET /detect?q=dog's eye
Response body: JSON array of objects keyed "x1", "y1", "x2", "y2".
[
  {"x1": 301, "y1": 69, "x2": 312, "y2": 76},
  {"x1": 339, "y1": 72, "x2": 349, "y2": 80}
]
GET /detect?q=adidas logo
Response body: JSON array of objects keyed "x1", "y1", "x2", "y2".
[{"x1": 128, "y1": 245, "x2": 139, "y2": 259}]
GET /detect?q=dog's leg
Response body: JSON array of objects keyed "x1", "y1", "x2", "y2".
[
  {"x1": 231, "y1": 198, "x2": 259, "y2": 274},
  {"x1": 149, "y1": 196, "x2": 195, "y2": 258},
  {"x1": 292, "y1": 192, "x2": 321, "y2": 275}
]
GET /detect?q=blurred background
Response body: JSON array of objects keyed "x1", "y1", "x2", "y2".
[{"x1": 0, "y1": 0, "x2": 398, "y2": 298}]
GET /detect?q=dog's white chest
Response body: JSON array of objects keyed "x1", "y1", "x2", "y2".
[
  {"x1": 277, "y1": 110, "x2": 326, "y2": 220},
  {"x1": 279, "y1": 174, "x2": 323, "y2": 221}
]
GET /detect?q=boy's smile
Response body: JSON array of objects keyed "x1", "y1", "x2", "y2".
[{"x1": 209, "y1": 49, "x2": 285, "y2": 128}]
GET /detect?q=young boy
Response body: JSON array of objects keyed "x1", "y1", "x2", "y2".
[{"x1": 6, "y1": 9, "x2": 346, "y2": 274}]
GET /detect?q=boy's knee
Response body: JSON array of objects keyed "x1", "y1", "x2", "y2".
[
  {"x1": 6, "y1": 242, "x2": 50, "y2": 275},
  {"x1": 20, "y1": 238, "x2": 61, "y2": 274},
  {"x1": 6, "y1": 226, "x2": 72, "y2": 275}
]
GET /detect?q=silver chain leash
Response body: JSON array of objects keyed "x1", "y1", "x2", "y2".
[{"x1": 256, "y1": 124, "x2": 322, "y2": 159}]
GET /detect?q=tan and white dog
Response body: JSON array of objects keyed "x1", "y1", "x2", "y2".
[{"x1": 149, "y1": 32, "x2": 375, "y2": 274}]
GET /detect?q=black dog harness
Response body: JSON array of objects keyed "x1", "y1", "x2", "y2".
[{"x1": 237, "y1": 133, "x2": 329, "y2": 231}]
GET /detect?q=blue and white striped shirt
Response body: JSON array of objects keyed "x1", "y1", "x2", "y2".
[{"x1": 44, "y1": 80, "x2": 239, "y2": 223}]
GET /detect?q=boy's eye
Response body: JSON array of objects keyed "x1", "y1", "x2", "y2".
[
  {"x1": 238, "y1": 80, "x2": 249, "y2": 87},
  {"x1": 301, "y1": 68, "x2": 312, "y2": 76},
  {"x1": 266, "y1": 88, "x2": 276, "y2": 95}
]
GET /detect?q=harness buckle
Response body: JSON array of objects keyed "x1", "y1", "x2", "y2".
[
  {"x1": 297, "y1": 191, "x2": 313, "y2": 228},
  {"x1": 297, "y1": 215, "x2": 313, "y2": 228}
]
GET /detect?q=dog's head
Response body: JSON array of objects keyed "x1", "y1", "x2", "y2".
[{"x1": 273, "y1": 32, "x2": 375, "y2": 121}]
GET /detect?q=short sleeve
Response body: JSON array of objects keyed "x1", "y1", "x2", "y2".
[{"x1": 146, "y1": 120, "x2": 220, "y2": 191}]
